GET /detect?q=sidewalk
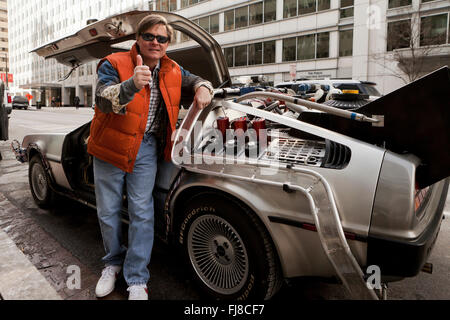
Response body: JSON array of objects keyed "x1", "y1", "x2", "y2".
[{"x1": 0, "y1": 193, "x2": 61, "y2": 300}]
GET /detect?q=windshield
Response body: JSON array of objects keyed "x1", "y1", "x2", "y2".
[
  {"x1": 362, "y1": 85, "x2": 382, "y2": 97},
  {"x1": 14, "y1": 96, "x2": 28, "y2": 102}
]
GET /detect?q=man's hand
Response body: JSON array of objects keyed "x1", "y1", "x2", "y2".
[
  {"x1": 133, "y1": 55, "x2": 151, "y2": 91},
  {"x1": 193, "y1": 86, "x2": 212, "y2": 109}
]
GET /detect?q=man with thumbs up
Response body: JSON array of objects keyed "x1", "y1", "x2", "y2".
[{"x1": 88, "y1": 14, "x2": 214, "y2": 300}]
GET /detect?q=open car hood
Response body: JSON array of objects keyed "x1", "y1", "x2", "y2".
[
  {"x1": 31, "y1": 10, "x2": 231, "y2": 88},
  {"x1": 299, "y1": 66, "x2": 450, "y2": 188}
]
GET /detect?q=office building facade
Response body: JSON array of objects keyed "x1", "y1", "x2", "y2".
[
  {"x1": 0, "y1": 0, "x2": 9, "y2": 88},
  {"x1": 7, "y1": 0, "x2": 450, "y2": 106}
]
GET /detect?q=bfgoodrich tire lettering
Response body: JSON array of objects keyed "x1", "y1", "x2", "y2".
[{"x1": 178, "y1": 191, "x2": 282, "y2": 300}]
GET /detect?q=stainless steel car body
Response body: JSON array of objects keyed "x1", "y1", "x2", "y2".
[
  {"x1": 18, "y1": 10, "x2": 449, "y2": 300},
  {"x1": 169, "y1": 99, "x2": 387, "y2": 278},
  {"x1": 22, "y1": 133, "x2": 73, "y2": 190}
]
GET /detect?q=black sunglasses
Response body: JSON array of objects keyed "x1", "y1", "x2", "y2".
[{"x1": 141, "y1": 33, "x2": 169, "y2": 44}]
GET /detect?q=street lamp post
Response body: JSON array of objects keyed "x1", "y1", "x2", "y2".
[
  {"x1": 5, "y1": 52, "x2": 8, "y2": 90},
  {"x1": 0, "y1": 52, "x2": 8, "y2": 89}
]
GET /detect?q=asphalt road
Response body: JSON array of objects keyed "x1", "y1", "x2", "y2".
[{"x1": 0, "y1": 106, "x2": 449, "y2": 301}]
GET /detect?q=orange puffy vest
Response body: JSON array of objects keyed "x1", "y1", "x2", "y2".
[{"x1": 87, "y1": 43, "x2": 181, "y2": 172}]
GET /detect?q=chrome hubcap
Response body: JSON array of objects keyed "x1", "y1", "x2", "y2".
[
  {"x1": 32, "y1": 163, "x2": 47, "y2": 201},
  {"x1": 187, "y1": 215, "x2": 249, "y2": 295}
]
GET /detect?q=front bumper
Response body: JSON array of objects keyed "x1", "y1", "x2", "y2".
[{"x1": 367, "y1": 178, "x2": 449, "y2": 278}]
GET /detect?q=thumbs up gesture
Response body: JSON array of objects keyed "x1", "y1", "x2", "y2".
[{"x1": 133, "y1": 55, "x2": 152, "y2": 90}]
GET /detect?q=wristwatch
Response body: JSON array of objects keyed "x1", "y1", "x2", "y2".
[{"x1": 198, "y1": 82, "x2": 214, "y2": 97}]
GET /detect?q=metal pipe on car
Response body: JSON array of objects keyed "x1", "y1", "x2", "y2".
[{"x1": 233, "y1": 91, "x2": 380, "y2": 124}]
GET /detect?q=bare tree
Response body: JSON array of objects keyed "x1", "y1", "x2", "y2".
[{"x1": 371, "y1": 18, "x2": 447, "y2": 84}]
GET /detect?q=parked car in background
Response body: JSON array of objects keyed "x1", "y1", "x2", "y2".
[
  {"x1": 13, "y1": 10, "x2": 450, "y2": 301},
  {"x1": 12, "y1": 95, "x2": 29, "y2": 110},
  {"x1": 276, "y1": 79, "x2": 382, "y2": 98}
]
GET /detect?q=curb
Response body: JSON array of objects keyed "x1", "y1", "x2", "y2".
[
  {"x1": 0, "y1": 194, "x2": 62, "y2": 300},
  {"x1": 0, "y1": 228, "x2": 62, "y2": 300}
]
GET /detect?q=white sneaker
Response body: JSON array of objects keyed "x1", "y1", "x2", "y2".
[
  {"x1": 127, "y1": 285, "x2": 148, "y2": 300},
  {"x1": 95, "y1": 265, "x2": 122, "y2": 298}
]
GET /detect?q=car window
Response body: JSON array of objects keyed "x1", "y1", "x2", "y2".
[
  {"x1": 362, "y1": 84, "x2": 381, "y2": 96},
  {"x1": 13, "y1": 96, "x2": 28, "y2": 102}
]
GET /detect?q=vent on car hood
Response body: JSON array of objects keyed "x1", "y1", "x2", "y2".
[{"x1": 322, "y1": 140, "x2": 351, "y2": 169}]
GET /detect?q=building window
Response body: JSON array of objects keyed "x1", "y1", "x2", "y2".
[
  {"x1": 199, "y1": 16, "x2": 209, "y2": 32},
  {"x1": 249, "y1": 2, "x2": 263, "y2": 26},
  {"x1": 340, "y1": 0, "x2": 354, "y2": 18},
  {"x1": 316, "y1": 32, "x2": 330, "y2": 58},
  {"x1": 283, "y1": 37, "x2": 297, "y2": 61},
  {"x1": 224, "y1": 41, "x2": 276, "y2": 67},
  {"x1": 388, "y1": 0, "x2": 411, "y2": 9},
  {"x1": 248, "y1": 43, "x2": 263, "y2": 65},
  {"x1": 224, "y1": 9, "x2": 234, "y2": 31},
  {"x1": 318, "y1": 0, "x2": 331, "y2": 11},
  {"x1": 194, "y1": 14, "x2": 220, "y2": 35},
  {"x1": 223, "y1": 1, "x2": 276, "y2": 31},
  {"x1": 180, "y1": 30, "x2": 191, "y2": 42},
  {"x1": 298, "y1": 0, "x2": 316, "y2": 15},
  {"x1": 263, "y1": 40, "x2": 276, "y2": 63},
  {"x1": 284, "y1": 0, "x2": 329, "y2": 18},
  {"x1": 180, "y1": 0, "x2": 207, "y2": 9},
  {"x1": 297, "y1": 34, "x2": 315, "y2": 60},
  {"x1": 224, "y1": 47, "x2": 234, "y2": 67},
  {"x1": 234, "y1": 45, "x2": 248, "y2": 66},
  {"x1": 387, "y1": 20, "x2": 411, "y2": 51},
  {"x1": 283, "y1": 32, "x2": 330, "y2": 62},
  {"x1": 87, "y1": 63, "x2": 93, "y2": 76},
  {"x1": 235, "y1": 6, "x2": 249, "y2": 29},
  {"x1": 420, "y1": 14, "x2": 448, "y2": 46},
  {"x1": 339, "y1": 29, "x2": 353, "y2": 56},
  {"x1": 264, "y1": 0, "x2": 277, "y2": 22},
  {"x1": 284, "y1": 0, "x2": 297, "y2": 18},
  {"x1": 155, "y1": 0, "x2": 176, "y2": 11},
  {"x1": 210, "y1": 14, "x2": 219, "y2": 34}
]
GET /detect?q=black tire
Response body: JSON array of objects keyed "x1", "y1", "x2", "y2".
[
  {"x1": 177, "y1": 191, "x2": 283, "y2": 300},
  {"x1": 29, "y1": 154, "x2": 55, "y2": 208}
]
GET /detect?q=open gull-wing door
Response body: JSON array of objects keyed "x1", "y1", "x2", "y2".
[
  {"x1": 30, "y1": 10, "x2": 231, "y2": 88},
  {"x1": 299, "y1": 66, "x2": 450, "y2": 188}
]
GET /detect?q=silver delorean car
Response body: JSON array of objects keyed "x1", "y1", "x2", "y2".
[{"x1": 13, "y1": 11, "x2": 450, "y2": 300}]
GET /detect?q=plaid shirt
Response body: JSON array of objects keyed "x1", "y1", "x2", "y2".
[{"x1": 145, "y1": 60, "x2": 162, "y2": 134}]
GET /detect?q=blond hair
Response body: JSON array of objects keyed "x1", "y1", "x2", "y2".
[{"x1": 136, "y1": 14, "x2": 173, "y2": 43}]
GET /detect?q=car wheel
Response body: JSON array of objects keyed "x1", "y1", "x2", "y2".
[
  {"x1": 29, "y1": 154, "x2": 55, "y2": 208},
  {"x1": 178, "y1": 192, "x2": 282, "y2": 300}
]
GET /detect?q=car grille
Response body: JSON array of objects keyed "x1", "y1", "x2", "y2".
[
  {"x1": 260, "y1": 137, "x2": 351, "y2": 169},
  {"x1": 260, "y1": 138, "x2": 326, "y2": 167}
]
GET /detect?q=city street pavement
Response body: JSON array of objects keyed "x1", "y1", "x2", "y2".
[{"x1": 0, "y1": 107, "x2": 449, "y2": 301}]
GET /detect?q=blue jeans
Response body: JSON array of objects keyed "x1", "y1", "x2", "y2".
[{"x1": 93, "y1": 133, "x2": 158, "y2": 286}]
